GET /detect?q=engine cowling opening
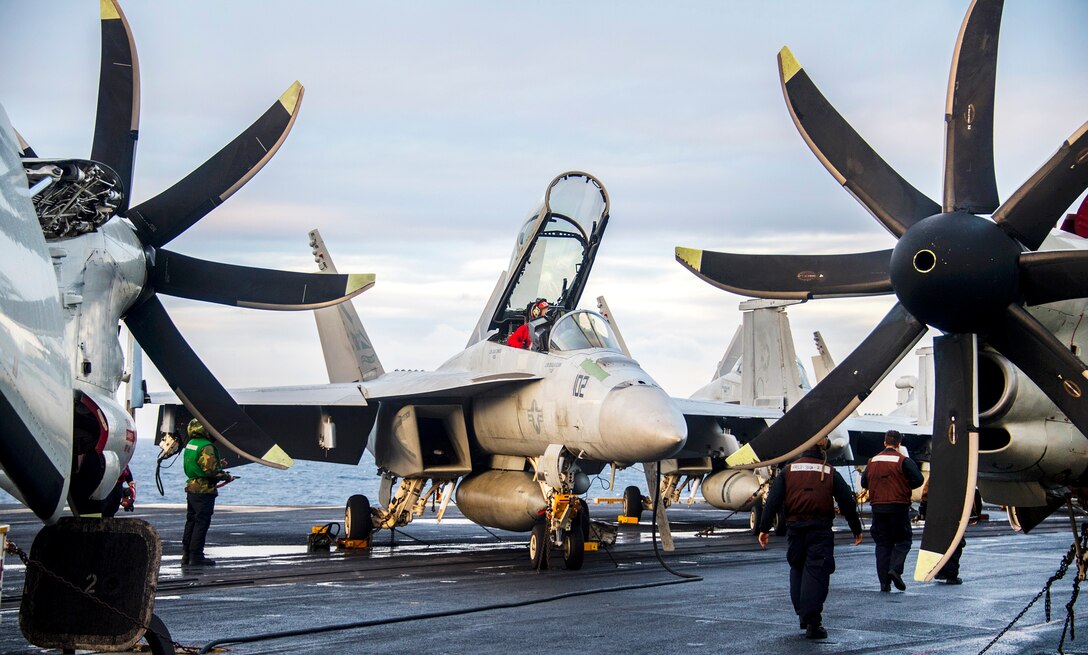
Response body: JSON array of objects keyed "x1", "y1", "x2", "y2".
[{"x1": 978, "y1": 351, "x2": 1017, "y2": 423}]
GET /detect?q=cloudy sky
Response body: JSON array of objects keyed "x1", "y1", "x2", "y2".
[{"x1": 3, "y1": 1, "x2": 1086, "y2": 440}]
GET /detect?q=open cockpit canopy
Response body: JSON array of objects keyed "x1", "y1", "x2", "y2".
[{"x1": 491, "y1": 172, "x2": 609, "y2": 333}]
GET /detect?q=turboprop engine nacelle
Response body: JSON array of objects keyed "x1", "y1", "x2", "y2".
[
  {"x1": 455, "y1": 470, "x2": 546, "y2": 532},
  {"x1": 975, "y1": 350, "x2": 1088, "y2": 485},
  {"x1": 76, "y1": 388, "x2": 136, "y2": 500},
  {"x1": 701, "y1": 469, "x2": 761, "y2": 511}
]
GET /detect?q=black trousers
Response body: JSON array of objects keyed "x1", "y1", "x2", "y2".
[
  {"x1": 786, "y1": 526, "x2": 835, "y2": 627},
  {"x1": 937, "y1": 538, "x2": 966, "y2": 578},
  {"x1": 182, "y1": 492, "x2": 217, "y2": 557},
  {"x1": 870, "y1": 508, "x2": 912, "y2": 584}
]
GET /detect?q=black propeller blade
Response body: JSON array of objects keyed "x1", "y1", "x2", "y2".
[
  {"x1": 127, "y1": 81, "x2": 304, "y2": 248},
  {"x1": 915, "y1": 334, "x2": 978, "y2": 582},
  {"x1": 123, "y1": 296, "x2": 293, "y2": 470},
  {"x1": 726, "y1": 303, "x2": 926, "y2": 468},
  {"x1": 91, "y1": 0, "x2": 140, "y2": 214},
  {"x1": 675, "y1": 247, "x2": 892, "y2": 300},
  {"x1": 993, "y1": 123, "x2": 1088, "y2": 251},
  {"x1": 14, "y1": 130, "x2": 36, "y2": 158},
  {"x1": 778, "y1": 47, "x2": 940, "y2": 237},
  {"x1": 150, "y1": 249, "x2": 375, "y2": 310},
  {"x1": 942, "y1": 0, "x2": 1002, "y2": 214},
  {"x1": 684, "y1": 0, "x2": 1088, "y2": 578},
  {"x1": 1019, "y1": 249, "x2": 1088, "y2": 306},
  {"x1": 985, "y1": 304, "x2": 1088, "y2": 437}
]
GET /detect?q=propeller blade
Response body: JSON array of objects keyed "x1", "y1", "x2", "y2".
[
  {"x1": 915, "y1": 333, "x2": 979, "y2": 582},
  {"x1": 91, "y1": 0, "x2": 140, "y2": 214},
  {"x1": 127, "y1": 81, "x2": 304, "y2": 248},
  {"x1": 1019, "y1": 249, "x2": 1088, "y2": 306},
  {"x1": 150, "y1": 249, "x2": 374, "y2": 310},
  {"x1": 993, "y1": 123, "x2": 1088, "y2": 251},
  {"x1": 1009, "y1": 494, "x2": 1067, "y2": 534},
  {"x1": 985, "y1": 303, "x2": 1088, "y2": 438},
  {"x1": 123, "y1": 296, "x2": 293, "y2": 469},
  {"x1": 778, "y1": 47, "x2": 940, "y2": 238},
  {"x1": 942, "y1": 0, "x2": 1002, "y2": 214},
  {"x1": 727, "y1": 303, "x2": 926, "y2": 468},
  {"x1": 14, "y1": 130, "x2": 36, "y2": 158},
  {"x1": 675, "y1": 247, "x2": 893, "y2": 300}
]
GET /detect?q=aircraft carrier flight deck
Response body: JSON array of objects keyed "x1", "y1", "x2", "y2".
[{"x1": 0, "y1": 502, "x2": 1082, "y2": 654}]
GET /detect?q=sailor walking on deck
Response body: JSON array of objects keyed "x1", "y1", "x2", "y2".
[
  {"x1": 861, "y1": 429, "x2": 924, "y2": 592},
  {"x1": 757, "y1": 437, "x2": 863, "y2": 640}
]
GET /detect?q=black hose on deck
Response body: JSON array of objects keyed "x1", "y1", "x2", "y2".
[{"x1": 651, "y1": 462, "x2": 702, "y2": 580}]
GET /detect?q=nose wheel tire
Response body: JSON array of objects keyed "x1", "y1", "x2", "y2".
[
  {"x1": 345, "y1": 494, "x2": 373, "y2": 540},
  {"x1": 622, "y1": 485, "x2": 643, "y2": 520},
  {"x1": 563, "y1": 527, "x2": 585, "y2": 570},
  {"x1": 529, "y1": 523, "x2": 549, "y2": 570}
]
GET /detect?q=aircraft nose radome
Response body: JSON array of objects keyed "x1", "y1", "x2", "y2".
[{"x1": 599, "y1": 385, "x2": 687, "y2": 461}]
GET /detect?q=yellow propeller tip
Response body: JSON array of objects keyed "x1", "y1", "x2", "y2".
[
  {"x1": 279, "y1": 81, "x2": 304, "y2": 114},
  {"x1": 675, "y1": 247, "x2": 703, "y2": 271},
  {"x1": 726, "y1": 443, "x2": 760, "y2": 468},
  {"x1": 346, "y1": 273, "x2": 376, "y2": 296},
  {"x1": 100, "y1": 0, "x2": 121, "y2": 20},
  {"x1": 778, "y1": 46, "x2": 802, "y2": 83},
  {"x1": 262, "y1": 444, "x2": 294, "y2": 469}
]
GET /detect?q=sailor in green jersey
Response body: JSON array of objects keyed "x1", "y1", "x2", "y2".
[{"x1": 181, "y1": 419, "x2": 234, "y2": 566}]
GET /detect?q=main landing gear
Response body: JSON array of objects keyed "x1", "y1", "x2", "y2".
[{"x1": 343, "y1": 476, "x2": 456, "y2": 542}]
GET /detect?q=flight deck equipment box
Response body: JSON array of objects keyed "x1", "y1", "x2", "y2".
[{"x1": 20, "y1": 517, "x2": 161, "y2": 651}]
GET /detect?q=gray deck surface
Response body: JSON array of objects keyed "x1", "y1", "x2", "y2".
[{"x1": 0, "y1": 502, "x2": 1084, "y2": 654}]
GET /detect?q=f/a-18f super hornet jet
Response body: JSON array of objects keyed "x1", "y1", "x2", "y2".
[
  {"x1": 0, "y1": 2, "x2": 366, "y2": 648},
  {"x1": 154, "y1": 171, "x2": 919, "y2": 570},
  {"x1": 677, "y1": 0, "x2": 1088, "y2": 582}
]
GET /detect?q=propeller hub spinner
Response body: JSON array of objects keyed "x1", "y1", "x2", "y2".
[{"x1": 890, "y1": 211, "x2": 1021, "y2": 334}]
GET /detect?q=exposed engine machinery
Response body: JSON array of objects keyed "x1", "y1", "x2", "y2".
[{"x1": 24, "y1": 159, "x2": 122, "y2": 239}]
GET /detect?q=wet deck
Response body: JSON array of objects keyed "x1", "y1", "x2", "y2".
[{"x1": 0, "y1": 502, "x2": 1083, "y2": 654}]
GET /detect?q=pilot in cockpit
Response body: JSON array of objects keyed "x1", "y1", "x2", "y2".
[{"x1": 506, "y1": 299, "x2": 553, "y2": 351}]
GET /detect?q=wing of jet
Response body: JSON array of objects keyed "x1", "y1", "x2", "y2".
[{"x1": 676, "y1": 0, "x2": 1088, "y2": 581}]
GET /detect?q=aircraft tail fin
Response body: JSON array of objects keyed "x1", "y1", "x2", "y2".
[
  {"x1": 811, "y1": 331, "x2": 835, "y2": 384},
  {"x1": 308, "y1": 230, "x2": 384, "y2": 383}
]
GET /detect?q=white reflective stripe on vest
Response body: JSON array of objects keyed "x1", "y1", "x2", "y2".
[
  {"x1": 870, "y1": 455, "x2": 901, "y2": 463},
  {"x1": 791, "y1": 462, "x2": 832, "y2": 474}
]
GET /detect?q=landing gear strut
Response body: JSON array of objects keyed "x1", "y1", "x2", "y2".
[{"x1": 530, "y1": 445, "x2": 589, "y2": 570}]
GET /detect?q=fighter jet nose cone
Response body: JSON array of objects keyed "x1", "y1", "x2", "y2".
[{"x1": 599, "y1": 384, "x2": 687, "y2": 461}]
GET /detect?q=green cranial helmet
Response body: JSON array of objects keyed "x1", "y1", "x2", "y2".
[{"x1": 187, "y1": 418, "x2": 206, "y2": 438}]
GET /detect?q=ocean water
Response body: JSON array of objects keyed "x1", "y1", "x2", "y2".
[{"x1": 4, "y1": 442, "x2": 652, "y2": 509}]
